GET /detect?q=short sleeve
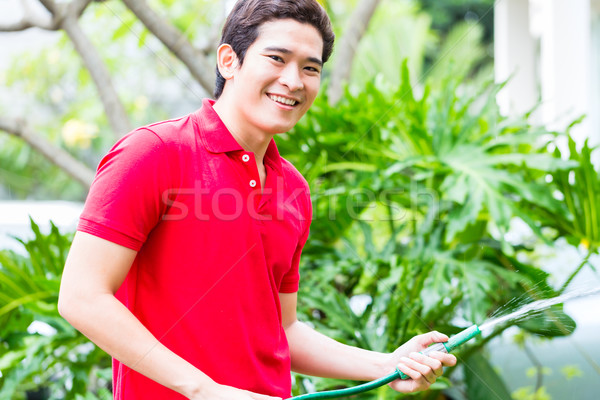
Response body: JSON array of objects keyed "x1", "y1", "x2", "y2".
[
  {"x1": 77, "y1": 128, "x2": 171, "y2": 251},
  {"x1": 279, "y1": 188, "x2": 312, "y2": 293}
]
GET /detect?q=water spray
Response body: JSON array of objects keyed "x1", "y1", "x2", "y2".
[
  {"x1": 289, "y1": 325, "x2": 482, "y2": 400},
  {"x1": 480, "y1": 286, "x2": 600, "y2": 331},
  {"x1": 288, "y1": 287, "x2": 600, "y2": 400}
]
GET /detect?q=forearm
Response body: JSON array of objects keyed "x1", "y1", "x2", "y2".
[
  {"x1": 285, "y1": 320, "x2": 390, "y2": 381},
  {"x1": 59, "y1": 291, "x2": 212, "y2": 398},
  {"x1": 279, "y1": 293, "x2": 456, "y2": 394}
]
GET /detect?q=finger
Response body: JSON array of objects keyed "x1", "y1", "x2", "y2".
[
  {"x1": 389, "y1": 377, "x2": 426, "y2": 394},
  {"x1": 427, "y1": 351, "x2": 458, "y2": 367},
  {"x1": 414, "y1": 331, "x2": 449, "y2": 348},
  {"x1": 409, "y1": 352, "x2": 444, "y2": 378},
  {"x1": 394, "y1": 363, "x2": 430, "y2": 392},
  {"x1": 399, "y1": 355, "x2": 436, "y2": 384},
  {"x1": 407, "y1": 353, "x2": 439, "y2": 383},
  {"x1": 396, "y1": 359, "x2": 424, "y2": 381},
  {"x1": 424, "y1": 330, "x2": 449, "y2": 344}
]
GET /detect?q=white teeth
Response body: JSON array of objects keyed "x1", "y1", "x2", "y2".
[{"x1": 269, "y1": 95, "x2": 297, "y2": 106}]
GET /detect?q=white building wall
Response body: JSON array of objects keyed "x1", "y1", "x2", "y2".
[
  {"x1": 540, "y1": 0, "x2": 592, "y2": 144},
  {"x1": 591, "y1": 1, "x2": 600, "y2": 155},
  {"x1": 495, "y1": 0, "x2": 538, "y2": 117},
  {"x1": 495, "y1": 0, "x2": 599, "y2": 162}
]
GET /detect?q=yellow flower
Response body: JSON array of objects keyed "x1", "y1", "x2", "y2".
[
  {"x1": 580, "y1": 238, "x2": 590, "y2": 249},
  {"x1": 47, "y1": 49, "x2": 60, "y2": 66},
  {"x1": 134, "y1": 95, "x2": 149, "y2": 112},
  {"x1": 62, "y1": 119, "x2": 98, "y2": 149}
]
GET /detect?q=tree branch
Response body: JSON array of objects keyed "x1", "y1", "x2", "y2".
[
  {"x1": 71, "y1": 0, "x2": 94, "y2": 18},
  {"x1": 36, "y1": 0, "x2": 92, "y2": 20},
  {"x1": 327, "y1": 0, "x2": 382, "y2": 105},
  {"x1": 0, "y1": 0, "x2": 59, "y2": 31},
  {"x1": 0, "y1": 117, "x2": 95, "y2": 188},
  {"x1": 35, "y1": 0, "x2": 132, "y2": 138},
  {"x1": 38, "y1": 0, "x2": 61, "y2": 15},
  {"x1": 0, "y1": 20, "x2": 40, "y2": 32},
  {"x1": 121, "y1": 0, "x2": 215, "y2": 95},
  {"x1": 61, "y1": 15, "x2": 132, "y2": 138}
]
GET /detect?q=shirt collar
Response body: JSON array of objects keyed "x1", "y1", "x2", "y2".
[
  {"x1": 195, "y1": 98, "x2": 283, "y2": 172},
  {"x1": 264, "y1": 136, "x2": 283, "y2": 173},
  {"x1": 196, "y1": 98, "x2": 243, "y2": 154}
]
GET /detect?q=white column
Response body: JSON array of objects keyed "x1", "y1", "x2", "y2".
[
  {"x1": 539, "y1": 0, "x2": 592, "y2": 147},
  {"x1": 590, "y1": 1, "x2": 600, "y2": 158},
  {"x1": 494, "y1": 0, "x2": 538, "y2": 117}
]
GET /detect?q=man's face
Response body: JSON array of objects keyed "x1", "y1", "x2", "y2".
[{"x1": 227, "y1": 18, "x2": 324, "y2": 135}]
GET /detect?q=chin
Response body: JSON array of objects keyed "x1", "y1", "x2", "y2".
[
  {"x1": 264, "y1": 126, "x2": 292, "y2": 135},
  {"x1": 261, "y1": 121, "x2": 297, "y2": 135}
]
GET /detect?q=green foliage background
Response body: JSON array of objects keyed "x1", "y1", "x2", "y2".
[{"x1": 1, "y1": 0, "x2": 598, "y2": 399}]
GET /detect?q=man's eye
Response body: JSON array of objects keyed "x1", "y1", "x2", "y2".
[
  {"x1": 306, "y1": 67, "x2": 321, "y2": 73},
  {"x1": 269, "y1": 55, "x2": 283, "y2": 62}
]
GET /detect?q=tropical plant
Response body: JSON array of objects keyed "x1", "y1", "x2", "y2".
[
  {"x1": 549, "y1": 133, "x2": 600, "y2": 291},
  {"x1": 280, "y1": 62, "x2": 583, "y2": 399},
  {"x1": 1, "y1": 1, "x2": 597, "y2": 398},
  {"x1": 0, "y1": 219, "x2": 111, "y2": 399},
  {"x1": 0, "y1": 62, "x2": 594, "y2": 400}
]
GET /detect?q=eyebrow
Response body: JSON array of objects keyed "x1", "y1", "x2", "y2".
[{"x1": 263, "y1": 46, "x2": 323, "y2": 67}]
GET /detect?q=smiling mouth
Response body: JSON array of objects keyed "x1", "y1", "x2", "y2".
[{"x1": 268, "y1": 94, "x2": 298, "y2": 106}]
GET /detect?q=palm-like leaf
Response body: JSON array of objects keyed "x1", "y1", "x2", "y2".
[
  {"x1": 0, "y1": 219, "x2": 110, "y2": 399},
  {"x1": 288, "y1": 61, "x2": 584, "y2": 398}
]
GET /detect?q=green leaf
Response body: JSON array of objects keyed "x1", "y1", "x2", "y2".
[
  {"x1": 517, "y1": 305, "x2": 576, "y2": 337},
  {"x1": 561, "y1": 364, "x2": 583, "y2": 380},
  {"x1": 138, "y1": 28, "x2": 149, "y2": 47},
  {"x1": 321, "y1": 162, "x2": 377, "y2": 174},
  {"x1": 0, "y1": 220, "x2": 108, "y2": 396},
  {"x1": 464, "y1": 352, "x2": 513, "y2": 400},
  {"x1": 512, "y1": 386, "x2": 552, "y2": 400}
]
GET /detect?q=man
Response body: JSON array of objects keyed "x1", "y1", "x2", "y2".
[{"x1": 58, "y1": 1, "x2": 456, "y2": 399}]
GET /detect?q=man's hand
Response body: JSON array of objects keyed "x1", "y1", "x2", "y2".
[
  {"x1": 385, "y1": 331, "x2": 457, "y2": 393},
  {"x1": 191, "y1": 382, "x2": 282, "y2": 400}
]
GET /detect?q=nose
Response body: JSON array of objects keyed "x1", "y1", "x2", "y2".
[{"x1": 279, "y1": 64, "x2": 304, "y2": 92}]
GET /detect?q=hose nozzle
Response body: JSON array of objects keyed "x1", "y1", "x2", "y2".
[
  {"x1": 442, "y1": 324, "x2": 481, "y2": 353},
  {"x1": 397, "y1": 325, "x2": 481, "y2": 379},
  {"x1": 289, "y1": 325, "x2": 482, "y2": 399},
  {"x1": 421, "y1": 342, "x2": 447, "y2": 355}
]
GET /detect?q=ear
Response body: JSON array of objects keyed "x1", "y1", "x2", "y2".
[{"x1": 216, "y1": 44, "x2": 239, "y2": 80}]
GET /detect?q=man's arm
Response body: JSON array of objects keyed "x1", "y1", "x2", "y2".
[
  {"x1": 58, "y1": 231, "x2": 281, "y2": 400},
  {"x1": 280, "y1": 292, "x2": 457, "y2": 393}
]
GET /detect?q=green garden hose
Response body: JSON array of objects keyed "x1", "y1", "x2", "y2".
[{"x1": 288, "y1": 325, "x2": 481, "y2": 400}]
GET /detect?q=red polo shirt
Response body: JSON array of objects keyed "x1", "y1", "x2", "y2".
[{"x1": 77, "y1": 99, "x2": 312, "y2": 399}]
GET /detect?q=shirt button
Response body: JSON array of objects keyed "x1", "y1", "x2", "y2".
[
  {"x1": 249, "y1": 179, "x2": 257, "y2": 188},
  {"x1": 242, "y1": 154, "x2": 250, "y2": 162}
]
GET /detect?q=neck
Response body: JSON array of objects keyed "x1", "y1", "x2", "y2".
[{"x1": 212, "y1": 98, "x2": 273, "y2": 164}]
